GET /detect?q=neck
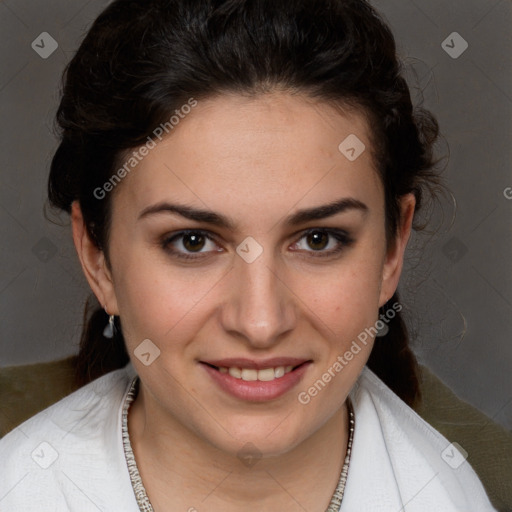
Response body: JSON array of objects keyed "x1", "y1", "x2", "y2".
[{"x1": 128, "y1": 382, "x2": 349, "y2": 512}]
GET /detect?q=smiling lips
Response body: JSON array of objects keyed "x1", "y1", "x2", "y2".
[
  {"x1": 221, "y1": 365, "x2": 294, "y2": 381},
  {"x1": 203, "y1": 357, "x2": 309, "y2": 380},
  {"x1": 200, "y1": 358, "x2": 311, "y2": 400}
]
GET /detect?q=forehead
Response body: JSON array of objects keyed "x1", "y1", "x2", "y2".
[{"x1": 113, "y1": 92, "x2": 383, "y2": 224}]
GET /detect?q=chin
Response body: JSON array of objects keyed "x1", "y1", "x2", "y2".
[{"x1": 202, "y1": 413, "x2": 310, "y2": 462}]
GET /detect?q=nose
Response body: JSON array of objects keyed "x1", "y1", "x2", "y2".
[{"x1": 220, "y1": 248, "x2": 297, "y2": 349}]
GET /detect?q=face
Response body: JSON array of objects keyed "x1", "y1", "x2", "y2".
[{"x1": 74, "y1": 92, "x2": 414, "y2": 458}]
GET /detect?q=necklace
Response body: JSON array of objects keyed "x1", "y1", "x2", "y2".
[{"x1": 122, "y1": 377, "x2": 355, "y2": 512}]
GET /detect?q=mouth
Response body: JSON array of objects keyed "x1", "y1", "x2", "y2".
[
  {"x1": 199, "y1": 358, "x2": 312, "y2": 401},
  {"x1": 202, "y1": 361, "x2": 308, "y2": 382}
]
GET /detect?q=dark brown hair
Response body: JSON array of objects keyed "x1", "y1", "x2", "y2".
[{"x1": 48, "y1": 0, "x2": 442, "y2": 406}]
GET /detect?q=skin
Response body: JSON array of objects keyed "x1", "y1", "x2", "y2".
[{"x1": 72, "y1": 92, "x2": 415, "y2": 511}]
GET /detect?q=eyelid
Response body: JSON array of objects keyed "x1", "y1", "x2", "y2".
[
  {"x1": 160, "y1": 227, "x2": 354, "y2": 260},
  {"x1": 160, "y1": 229, "x2": 224, "y2": 260},
  {"x1": 290, "y1": 227, "x2": 354, "y2": 257}
]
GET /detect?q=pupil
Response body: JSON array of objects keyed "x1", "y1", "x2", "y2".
[
  {"x1": 307, "y1": 231, "x2": 328, "y2": 250},
  {"x1": 184, "y1": 234, "x2": 205, "y2": 252}
]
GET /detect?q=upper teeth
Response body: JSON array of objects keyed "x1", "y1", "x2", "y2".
[{"x1": 219, "y1": 366, "x2": 294, "y2": 381}]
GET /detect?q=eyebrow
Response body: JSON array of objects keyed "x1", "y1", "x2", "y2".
[{"x1": 137, "y1": 197, "x2": 369, "y2": 229}]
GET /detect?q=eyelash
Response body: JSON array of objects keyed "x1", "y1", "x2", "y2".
[{"x1": 160, "y1": 228, "x2": 354, "y2": 261}]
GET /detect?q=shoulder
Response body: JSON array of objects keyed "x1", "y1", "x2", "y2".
[
  {"x1": 0, "y1": 364, "x2": 133, "y2": 451},
  {"x1": 0, "y1": 364, "x2": 139, "y2": 511},
  {"x1": 343, "y1": 367, "x2": 496, "y2": 511}
]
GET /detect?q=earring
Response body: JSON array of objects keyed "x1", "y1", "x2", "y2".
[
  {"x1": 376, "y1": 300, "x2": 391, "y2": 338},
  {"x1": 103, "y1": 307, "x2": 116, "y2": 339}
]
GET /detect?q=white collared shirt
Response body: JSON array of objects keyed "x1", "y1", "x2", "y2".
[{"x1": 0, "y1": 364, "x2": 496, "y2": 511}]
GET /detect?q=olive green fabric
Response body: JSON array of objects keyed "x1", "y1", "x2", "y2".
[
  {"x1": 416, "y1": 366, "x2": 512, "y2": 512},
  {"x1": 1, "y1": 359, "x2": 510, "y2": 510},
  {"x1": 0, "y1": 357, "x2": 78, "y2": 438}
]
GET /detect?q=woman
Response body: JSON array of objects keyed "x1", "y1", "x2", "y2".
[{"x1": 0, "y1": 0, "x2": 497, "y2": 510}]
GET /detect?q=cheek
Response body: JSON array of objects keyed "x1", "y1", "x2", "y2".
[
  {"x1": 295, "y1": 253, "x2": 385, "y2": 331},
  {"x1": 111, "y1": 250, "x2": 224, "y2": 350}
]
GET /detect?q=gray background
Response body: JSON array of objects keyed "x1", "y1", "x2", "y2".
[{"x1": 1, "y1": 0, "x2": 511, "y2": 430}]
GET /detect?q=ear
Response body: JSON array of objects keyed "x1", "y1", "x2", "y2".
[
  {"x1": 71, "y1": 201, "x2": 119, "y2": 315},
  {"x1": 378, "y1": 193, "x2": 416, "y2": 307}
]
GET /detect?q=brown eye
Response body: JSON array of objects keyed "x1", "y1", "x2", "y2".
[
  {"x1": 182, "y1": 233, "x2": 206, "y2": 252},
  {"x1": 161, "y1": 230, "x2": 222, "y2": 260},
  {"x1": 290, "y1": 228, "x2": 354, "y2": 258},
  {"x1": 306, "y1": 231, "x2": 329, "y2": 251}
]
